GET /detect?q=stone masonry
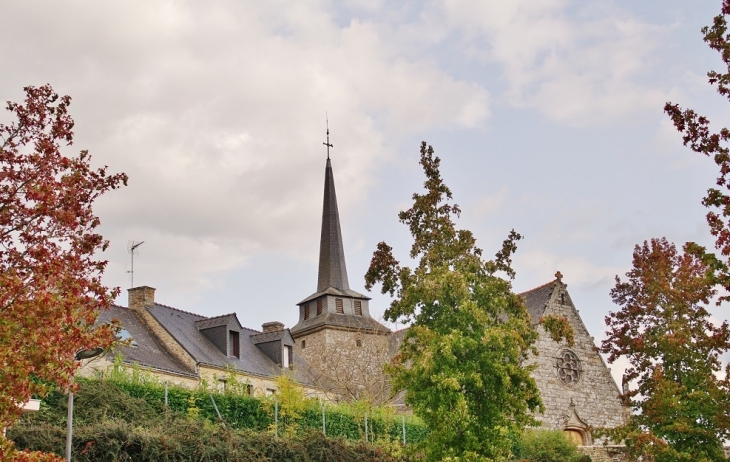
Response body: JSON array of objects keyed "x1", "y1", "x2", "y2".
[{"x1": 523, "y1": 277, "x2": 628, "y2": 445}]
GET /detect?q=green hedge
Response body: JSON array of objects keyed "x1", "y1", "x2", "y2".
[
  {"x1": 101, "y1": 378, "x2": 427, "y2": 443},
  {"x1": 9, "y1": 378, "x2": 428, "y2": 461},
  {"x1": 10, "y1": 419, "x2": 409, "y2": 462}
]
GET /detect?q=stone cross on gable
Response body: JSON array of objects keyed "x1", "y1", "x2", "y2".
[{"x1": 555, "y1": 271, "x2": 563, "y2": 282}]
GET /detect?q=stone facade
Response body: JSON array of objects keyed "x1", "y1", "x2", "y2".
[
  {"x1": 295, "y1": 326, "x2": 391, "y2": 404},
  {"x1": 524, "y1": 278, "x2": 628, "y2": 445},
  {"x1": 577, "y1": 445, "x2": 627, "y2": 462}
]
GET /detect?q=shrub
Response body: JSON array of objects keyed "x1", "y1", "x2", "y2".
[{"x1": 514, "y1": 429, "x2": 585, "y2": 462}]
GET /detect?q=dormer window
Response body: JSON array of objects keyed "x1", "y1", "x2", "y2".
[{"x1": 229, "y1": 331, "x2": 240, "y2": 358}]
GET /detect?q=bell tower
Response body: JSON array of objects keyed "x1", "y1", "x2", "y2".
[{"x1": 289, "y1": 127, "x2": 391, "y2": 401}]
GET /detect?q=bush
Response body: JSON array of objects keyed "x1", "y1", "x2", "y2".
[
  {"x1": 514, "y1": 429, "x2": 585, "y2": 462},
  {"x1": 7, "y1": 377, "x2": 428, "y2": 461}
]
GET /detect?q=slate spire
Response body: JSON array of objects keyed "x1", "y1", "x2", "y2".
[{"x1": 317, "y1": 157, "x2": 350, "y2": 292}]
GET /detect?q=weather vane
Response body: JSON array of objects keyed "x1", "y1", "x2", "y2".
[{"x1": 323, "y1": 113, "x2": 333, "y2": 159}]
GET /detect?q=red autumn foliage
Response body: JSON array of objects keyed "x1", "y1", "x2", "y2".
[
  {"x1": 601, "y1": 239, "x2": 730, "y2": 461},
  {"x1": 0, "y1": 84, "x2": 126, "y2": 457}
]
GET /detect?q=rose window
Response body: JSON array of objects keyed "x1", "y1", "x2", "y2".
[{"x1": 557, "y1": 350, "x2": 581, "y2": 384}]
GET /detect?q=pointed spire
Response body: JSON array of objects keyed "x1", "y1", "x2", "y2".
[{"x1": 317, "y1": 156, "x2": 350, "y2": 292}]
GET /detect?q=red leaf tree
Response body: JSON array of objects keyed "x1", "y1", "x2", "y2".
[
  {"x1": 601, "y1": 239, "x2": 730, "y2": 462},
  {"x1": 600, "y1": 4, "x2": 730, "y2": 459},
  {"x1": 0, "y1": 85, "x2": 127, "y2": 455}
]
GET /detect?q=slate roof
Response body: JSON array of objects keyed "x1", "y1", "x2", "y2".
[
  {"x1": 195, "y1": 313, "x2": 242, "y2": 330},
  {"x1": 290, "y1": 312, "x2": 391, "y2": 336},
  {"x1": 250, "y1": 330, "x2": 287, "y2": 344},
  {"x1": 298, "y1": 286, "x2": 370, "y2": 305},
  {"x1": 519, "y1": 280, "x2": 557, "y2": 324},
  {"x1": 317, "y1": 158, "x2": 350, "y2": 292},
  {"x1": 98, "y1": 305, "x2": 196, "y2": 377},
  {"x1": 144, "y1": 303, "x2": 322, "y2": 387}
]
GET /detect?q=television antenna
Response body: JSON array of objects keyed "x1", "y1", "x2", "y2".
[{"x1": 126, "y1": 241, "x2": 145, "y2": 288}]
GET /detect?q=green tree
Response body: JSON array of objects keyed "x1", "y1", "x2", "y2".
[
  {"x1": 365, "y1": 142, "x2": 544, "y2": 462},
  {"x1": 267, "y1": 374, "x2": 309, "y2": 438},
  {"x1": 601, "y1": 238, "x2": 730, "y2": 462}
]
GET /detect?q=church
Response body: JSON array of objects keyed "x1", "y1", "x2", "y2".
[{"x1": 81, "y1": 140, "x2": 628, "y2": 447}]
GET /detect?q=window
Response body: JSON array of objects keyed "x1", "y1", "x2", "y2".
[
  {"x1": 556, "y1": 350, "x2": 581, "y2": 384},
  {"x1": 354, "y1": 300, "x2": 362, "y2": 316},
  {"x1": 118, "y1": 328, "x2": 138, "y2": 347},
  {"x1": 301, "y1": 340, "x2": 306, "y2": 349},
  {"x1": 229, "y1": 331, "x2": 240, "y2": 358},
  {"x1": 335, "y1": 298, "x2": 344, "y2": 314},
  {"x1": 217, "y1": 379, "x2": 226, "y2": 392},
  {"x1": 283, "y1": 345, "x2": 293, "y2": 369},
  {"x1": 316, "y1": 299, "x2": 323, "y2": 315},
  {"x1": 246, "y1": 384, "x2": 253, "y2": 396},
  {"x1": 356, "y1": 339, "x2": 362, "y2": 347},
  {"x1": 304, "y1": 304, "x2": 310, "y2": 320},
  {"x1": 266, "y1": 388, "x2": 276, "y2": 396}
]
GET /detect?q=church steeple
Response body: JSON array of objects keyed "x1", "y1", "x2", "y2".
[
  {"x1": 316, "y1": 156, "x2": 350, "y2": 292},
  {"x1": 290, "y1": 127, "x2": 388, "y2": 339}
]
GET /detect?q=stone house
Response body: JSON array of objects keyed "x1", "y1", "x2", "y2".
[
  {"x1": 82, "y1": 147, "x2": 628, "y2": 448},
  {"x1": 81, "y1": 287, "x2": 328, "y2": 398}
]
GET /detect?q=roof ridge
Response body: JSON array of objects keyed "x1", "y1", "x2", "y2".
[
  {"x1": 196, "y1": 312, "x2": 237, "y2": 322},
  {"x1": 517, "y1": 279, "x2": 557, "y2": 296},
  {"x1": 152, "y1": 302, "x2": 204, "y2": 318}
]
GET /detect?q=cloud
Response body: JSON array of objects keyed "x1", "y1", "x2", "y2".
[
  {"x1": 433, "y1": 0, "x2": 669, "y2": 125},
  {"x1": 0, "y1": 0, "x2": 491, "y2": 298}
]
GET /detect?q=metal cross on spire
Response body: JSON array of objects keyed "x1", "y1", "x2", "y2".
[{"x1": 323, "y1": 114, "x2": 333, "y2": 159}]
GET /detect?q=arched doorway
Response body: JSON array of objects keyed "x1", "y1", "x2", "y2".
[{"x1": 563, "y1": 428, "x2": 585, "y2": 446}]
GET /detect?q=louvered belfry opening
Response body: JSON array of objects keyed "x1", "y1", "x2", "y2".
[
  {"x1": 335, "y1": 298, "x2": 344, "y2": 314},
  {"x1": 316, "y1": 299, "x2": 323, "y2": 316},
  {"x1": 354, "y1": 300, "x2": 362, "y2": 316},
  {"x1": 304, "y1": 304, "x2": 310, "y2": 320}
]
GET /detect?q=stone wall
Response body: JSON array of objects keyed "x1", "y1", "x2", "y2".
[
  {"x1": 127, "y1": 287, "x2": 198, "y2": 371},
  {"x1": 295, "y1": 327, "x2": 391, "y2": 404},
  {"x1": 77, "y1": 356, "x2": 201, "y2": 388},
  {"x1": 578, "y1": 445, "x2": 627, "y2": 462},
  {"x1": 527, "y1": 282, "x2": 628, "y2": 444}
]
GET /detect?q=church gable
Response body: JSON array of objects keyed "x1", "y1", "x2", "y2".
[{"x1": 521, "y1": 274, "x2": 628, "y2": 441}]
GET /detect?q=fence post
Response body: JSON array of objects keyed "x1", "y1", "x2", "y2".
[
  {"x1": 364, "y1": 412, "x2": 368, "y2": 442},
  {"x1": 164, "y1": 382, "x2": 168, "y2": 408},
  {"x1": 402, "y1": 415, "x2": 406, "y2": 444},
  {"x1": 274, "y1": 397, "x2": 279, "y2": 439},
  {"x1": 321, "y1": 402, "x2": 326, "y2": 436},
  {"x1": 209, "y1": 394, "x2": 226, "y2": 429}
]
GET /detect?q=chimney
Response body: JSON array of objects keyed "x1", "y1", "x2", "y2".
[
  {"x1": 262, "y1": 321, "x2": 285, "y2": 333},
  {"x1": 128, "y1": 286, "x2": 156, "y2": 312}
]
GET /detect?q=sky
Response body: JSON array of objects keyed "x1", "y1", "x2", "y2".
[{"x1": 1, "y1": 0, "x2": 728, "y2": 385}]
